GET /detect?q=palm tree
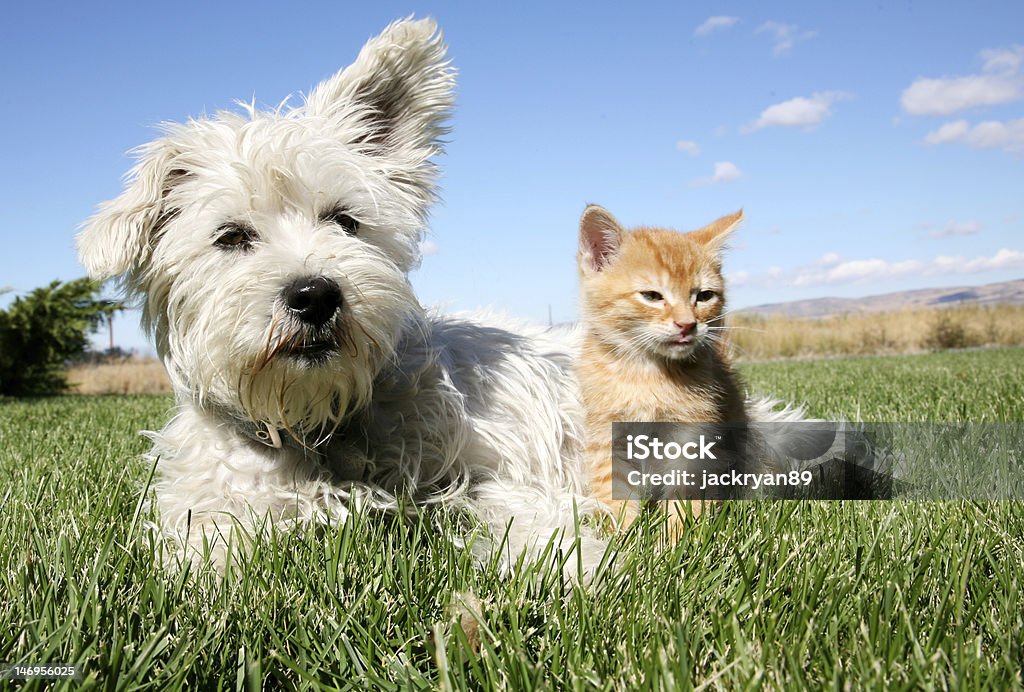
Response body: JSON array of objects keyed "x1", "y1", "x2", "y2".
[{"x1": 96, "y1": 299, "x2": 123, "y2": 354}]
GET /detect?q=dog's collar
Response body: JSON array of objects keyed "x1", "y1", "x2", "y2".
[
  {"x1": 207, "y1": 403, "x2": 327, "y2": 453},
  {"x1": 206, "y1": 404, "x2": 366, "y2": 482},
  {"x1": 233, "y1": 416, "x2": 289, "y2": 450}
]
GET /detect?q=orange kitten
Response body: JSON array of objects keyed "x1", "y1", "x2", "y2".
[{"x1": 576, "y1": 204, "x2": 748, "y2": 532}]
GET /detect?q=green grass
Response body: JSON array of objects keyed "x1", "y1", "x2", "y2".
[
  {"x1": 740, "y1": 346, "x2": 1024, "y2": 423},
  {"x1": 2, "y1": 348, "x2": 1023, "y2": 689}
]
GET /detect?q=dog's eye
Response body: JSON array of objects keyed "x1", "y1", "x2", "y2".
[
  {"x1": 695, "y1": 289, "x2": 717, "y2": 303},
  {"x1": 214, "y1": 223, "x2": 257, "y2": 251},
  {"x1": 639, "y1": 290, "x2": 664, "y2": 302},
  {"x1": 321, "y1": 207, "x2": 359, "y2": 235}
]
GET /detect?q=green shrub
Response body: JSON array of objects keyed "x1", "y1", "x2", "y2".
[
  {"x1": 922, "y1": 313, "x2": 972, "y2": 351},
  {"x1": 0, "y1": 279, "x2": 115, "y2": 396}
]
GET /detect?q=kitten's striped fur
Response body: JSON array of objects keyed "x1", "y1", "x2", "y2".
[{"x1": 576, "y1": 205, "x2": 747, "y2": 533}]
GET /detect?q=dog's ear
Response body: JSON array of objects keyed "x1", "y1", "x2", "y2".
[
  {"x1": 304, "y1": 17, "x2": 455, "y2": 163},
  {"x1": 77, "y1": 138, "x2": 187, "y2": 283},
  {"x1": 579, "y1": 205, "x2": 626, "y2": 273}
]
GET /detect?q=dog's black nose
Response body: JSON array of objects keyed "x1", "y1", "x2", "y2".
[{"x1": 283, "y1": 276, "x2": 343, "y2": 327}]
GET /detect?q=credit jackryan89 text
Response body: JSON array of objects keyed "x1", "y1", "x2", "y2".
[{"x1": 611, "y1": 422, "x2": 1024, "y2": 502}]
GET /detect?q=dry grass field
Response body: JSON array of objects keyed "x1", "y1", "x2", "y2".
[
  {"x1": 729, "y1": 304, "x2": 1024, "y2": 362},
  {"x1": 67, "y1": 359, "x2": 171, "y2": 395}
]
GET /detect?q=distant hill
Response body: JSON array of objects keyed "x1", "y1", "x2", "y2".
[{"x1": 738, "y1": 278, "x2": 1024, "y2": 319}]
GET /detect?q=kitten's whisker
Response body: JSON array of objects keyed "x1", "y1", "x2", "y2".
[
  {"x1": 707, "y1": 325, "x2": 766, "y2": 334},
  {"x1": 707, "y1": 309, "x2": 742, "y2": 324},
  {"x1": 725, "y1": 341, "x2": 753, "y2": 359},
  {"x1": 614, "y1": 330, "x2": 665, "y2": 360}
]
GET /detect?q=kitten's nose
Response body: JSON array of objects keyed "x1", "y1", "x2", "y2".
[
  {"x1": 282, "y1": 276, "x2": 343, "y2": 327},
  {"x1": 675, "y1": 321, "x2": 697, "y2": 337}
]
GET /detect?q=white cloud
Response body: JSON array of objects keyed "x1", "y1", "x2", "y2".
[
  {"x1": 923, "y1": 119, "x2": 971, "y2": 144},
  {"x1": 746, "y1": 91, "x2": 851, "y2": 131},
  {"x1": 925, "y1": 220, "x2": 983, "y2": 239},
  {"x1": 755, "y1": 21, "x2": 817, "y2": 56},
  {"x1": 675, "y1": 139, "x2": 701, "y2": 156},
  {"x1": 901, "y1": 45, "x2": 1024, "y2": 116},
  {"x1": 419, "y1": 239, "x2": 440, "y2": 256},
  {"x1": 981, "y1": 45, "x2": 1024, "y2": 74},
  {"x1": 955, "y1": 248, "x2": 1024, "y2": 272},
  {"x1": 691, "y1": 161, "x2": 743, "y2": 186},
  {"x1": 715, "y1": 161, "x2": 743, "y2": 182},
  {"x1": 742, "y1": 248, "x2": 1024, "y2": 289},
  {"x1": 901, "y1": 75, "x2": 1024, "y2": 116},
  {"x1": 728, "y1": 270, "x2": 751, "y2": 287},
  {"x1": 923, "y1": 118, "x2": 1024, "y2": 155},
  {"x1": 968, "y1": 119, "x2": 1024, "y2": 151},
  {"x1": 694, "y1": 16, "x2": 738, "y2": 36}
]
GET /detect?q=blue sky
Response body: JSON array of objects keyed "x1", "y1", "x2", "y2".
[{"x1": 1, "y1": 1, "x2": 1022, "y2": 353}]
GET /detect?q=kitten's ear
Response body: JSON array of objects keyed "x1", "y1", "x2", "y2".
[
  {"x1": 579, "y1": 205, "x2": 626, "y2": 272},
  {"x1": 691, "y1": 209, "x2": 744, "y2": 255}
]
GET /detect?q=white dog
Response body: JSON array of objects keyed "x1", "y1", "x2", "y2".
[{"x1": 78, "y1": 18, "x2": 606, "y2": 576}]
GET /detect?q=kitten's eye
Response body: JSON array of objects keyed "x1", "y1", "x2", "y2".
[
  {"x1": 695, "y1": 289, "x2": 717, "y2": 303},
  {"x1": 639, "y1": 290, "x2": 664, "y2": 302},
  {"x1": 321, "y1": 206, "x2": 359, "y2": 235},
  {"x1": 214, "y1": 223, "x2": 257, "y2": 251}
]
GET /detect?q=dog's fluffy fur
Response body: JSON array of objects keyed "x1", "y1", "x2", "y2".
[
  {"x1": 79, "y1": 18, "x2": 801, "y2": 579},
  {"x1": 78, "y1": 18, "x2": 606, "y2": 576}
]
